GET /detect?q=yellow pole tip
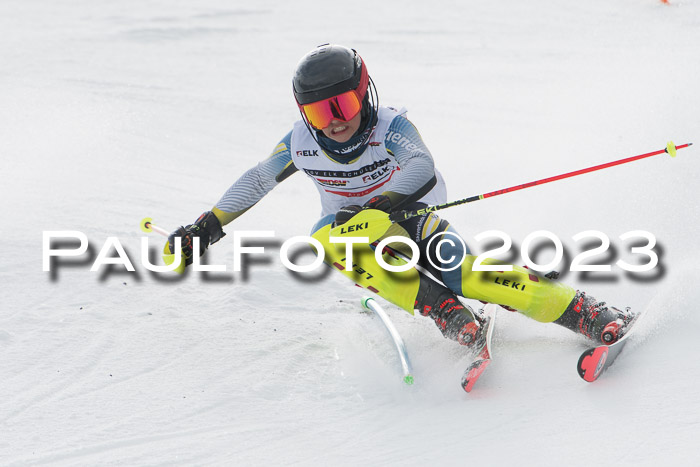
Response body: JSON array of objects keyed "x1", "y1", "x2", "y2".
[
  {"x1": 666, "y1": 141, "x2": 677, "y2": 158},
  {"x1": 140, "y1": 217, "x2": 154, "y2": 233}
]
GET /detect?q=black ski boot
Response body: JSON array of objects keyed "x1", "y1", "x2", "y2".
[
  {"x1": 554, "y1": 291, "x2": 635, "y2": 345},
  {"x1": 415, "y1": 277, "x2": 481, "y2": 346}
]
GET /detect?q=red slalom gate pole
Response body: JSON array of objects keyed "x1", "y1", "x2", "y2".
[{"x1": 391, "y1": 141, "x2": 692, "y2": 222}]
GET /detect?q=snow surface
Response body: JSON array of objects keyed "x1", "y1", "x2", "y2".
[{"x1": 2, "y1": 0, "x2": 700, "y2": 465}]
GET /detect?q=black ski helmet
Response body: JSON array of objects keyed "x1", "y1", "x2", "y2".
[
  {"x1": 291, "y1": 44, "x2": 379, "y2": 159},
  {"x1": 293, "y1": 44, "x2": 369, "y2": 106}
]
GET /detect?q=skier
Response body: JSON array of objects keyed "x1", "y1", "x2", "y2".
[{"x1": 168, "y1": 43, "x2": 635, "y2": 348}]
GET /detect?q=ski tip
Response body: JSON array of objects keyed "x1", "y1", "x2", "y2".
[{"x1": 404, "y1": 374, "x2": 414, "y2": 385}]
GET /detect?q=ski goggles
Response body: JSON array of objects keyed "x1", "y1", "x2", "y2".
[{"x1": 300, "y1": 90, "x2": 363, "y2": 129}]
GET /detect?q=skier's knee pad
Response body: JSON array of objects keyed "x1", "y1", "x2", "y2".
[
  {"x1": 310, "y1": 224, "x2": 421, "y2": 314},
  {"x1": 458, "y1": 256, "x2": 576, "y2": 323}
]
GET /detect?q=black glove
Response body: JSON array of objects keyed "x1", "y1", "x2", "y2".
[
  {"x1": 333, "y1": 205, "x2": 362, "y2": 228},
  {"x1": 333, "y1": 195, "x2": 393, "y2": 227},
  {"x1": 362, "y1": 194, "x2": 392, "y2": 213},
  {"x1": 168, "y1": 211, "x2": 225, "y2": 266}
]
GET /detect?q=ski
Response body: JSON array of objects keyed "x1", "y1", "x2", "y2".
[
  {"x1": 461, "y1": 304, "x2": 498, "y2": 393},
  {"x1": 576, "y1": 312, "x2": 643, "y2": 383}
]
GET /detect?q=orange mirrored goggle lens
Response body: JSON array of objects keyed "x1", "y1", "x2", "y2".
[{"x1": 301, "y1": 90, "x2": 362, "y2": 129}]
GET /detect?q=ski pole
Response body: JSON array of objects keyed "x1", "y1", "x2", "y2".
[
  {"x1": 140, "y1": 217, "x2": 170, "y2": 237},
  {"x1": 140, "y1": 217, "x2": 186, "y2": 273},
  {"x1": 330, "y1": 141, "x2": 692, "y2": 240},
  {"x1": 391, "y1": 141, "x2": 692, "y2": 222}
]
